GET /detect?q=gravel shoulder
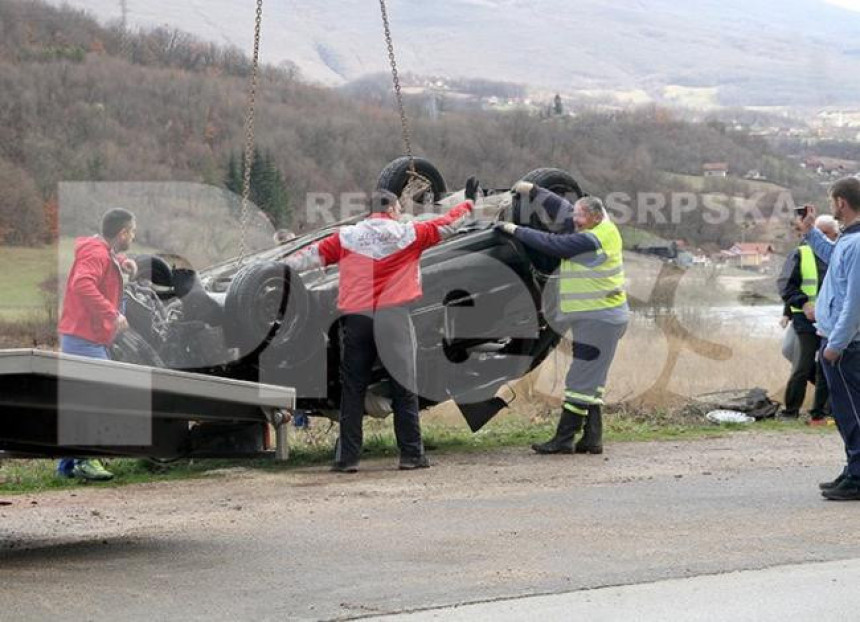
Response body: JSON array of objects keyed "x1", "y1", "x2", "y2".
[{"x1": 0, "y1": 430, "x2": 851, "y2": 621}]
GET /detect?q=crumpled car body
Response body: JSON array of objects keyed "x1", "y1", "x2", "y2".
[{"x1": 115, "y1": 161, "x2": 584, "y2": 430}]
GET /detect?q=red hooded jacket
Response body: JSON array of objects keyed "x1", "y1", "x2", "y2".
[
  {"x1": 289, "y1": 201, "x2": 473, "y2": 313},
  {"x1": 58, "y1": 236, "x2": 125, "y2": 345}
]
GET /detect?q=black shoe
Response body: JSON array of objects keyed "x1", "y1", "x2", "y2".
[
  {"x1": 531, "y1": 439, "x2": 575, "y2": 454},
  {"x1": 822, "y1": 475, "x2": 860, "y2": 500},
  {"x1": 331, "y1": 461, "x2": 359, "y2": 473},
  {"x1": 819, "y1": 472, "x2": 846, "y2": 491},
  {"x1": 777, "y1": 409, "x2": 800, "y2": 419},
  {"x1": 399, "y1": 454, "x2": 430, "y2": 470}
]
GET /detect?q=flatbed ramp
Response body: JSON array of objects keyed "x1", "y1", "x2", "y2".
[{"x1": 0, "y1": 349, "x2": 295, "y2": 461}]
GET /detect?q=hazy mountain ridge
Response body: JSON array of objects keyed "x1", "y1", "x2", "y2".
[{"x1": 42, "y1": 0, "x2": 860, "y2": 105}]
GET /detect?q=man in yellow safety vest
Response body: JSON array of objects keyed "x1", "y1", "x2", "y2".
[
  {"x1": 777, "y1": 214, "x2": 839, "y2": 421},
  {"x1": 496, "y1": 187, "x2": 629, "y2": 455}
]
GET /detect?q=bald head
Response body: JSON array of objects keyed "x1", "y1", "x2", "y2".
[{"x1": 815, "y1": 214, "x2": 840, "y2": 241}]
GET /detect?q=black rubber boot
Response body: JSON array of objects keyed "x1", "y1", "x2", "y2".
[
  {"x1": 532, "y1": 411, "x2": 584, "y2": 455},
  {"x1": 575, "y1": 405, "x2": 603, "y2": 455}
]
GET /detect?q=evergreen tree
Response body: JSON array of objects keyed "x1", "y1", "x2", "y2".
[{"x1": 224, "y1": 149, "x2": 290, "y2": 227}]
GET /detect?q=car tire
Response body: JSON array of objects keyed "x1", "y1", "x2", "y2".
[
  {"x1": 223, "y1": 261, "x2": 308, "y2": 356},
  {"x1": 521, "y1": 167, "x2": 585, "y2": 200},
  {"x1": 376, "y1": 156, "x2": 447, "y2": 203},
  {"x1": 512, "y1": 168, "x2": 586, "y2": 273},
  {"x1": 132, "y1": 254, "x2": 173, "y2": 288},
  {"x1": 111, "y1": 327, "x2": 165, "y2": 367}
]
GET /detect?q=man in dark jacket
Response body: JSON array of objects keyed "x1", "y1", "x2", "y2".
[
  {"x1": 777, "y1": 215, "x2": 838, "y2": 420},
  {"x1": 56, "y1": 208, "x2": 136, "y2": 481}
]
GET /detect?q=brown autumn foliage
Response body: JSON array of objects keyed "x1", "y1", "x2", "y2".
[{"x1": 0, "y1": 0, "x2": 821, "y2": 253}]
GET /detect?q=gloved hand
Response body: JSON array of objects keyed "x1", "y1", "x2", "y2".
[
  {"x1": 510, "y1": 180, "x2": 535, "y2": 196},
  {"x1": 465, "y1": 176, "x2": 481, "y2": 202},
  {"x1": 494, "y1": 222, "x2": 518, "y2": 236}
]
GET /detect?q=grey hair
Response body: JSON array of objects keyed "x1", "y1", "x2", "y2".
[
  {"x1": 574, "y1": 196, "x2": 607, "y2": 218},
  {"x1": 815, "y1": 214, "x2": 838, "y2": 231}
]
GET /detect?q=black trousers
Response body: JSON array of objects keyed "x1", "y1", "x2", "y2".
[
  {"x1": 820, "y1": 340, "x2": 860, "y2": 477},
  {"x1": 785, "y1": 331, "x2": 830, "y2": 416},
  {"x1": 336, "y1": 308, "x2": 423, "y2": 464}
]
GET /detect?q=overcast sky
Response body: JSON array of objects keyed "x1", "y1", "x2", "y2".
[{"x1": 825, "y1": 0, "x2": 860, "y2": 10}]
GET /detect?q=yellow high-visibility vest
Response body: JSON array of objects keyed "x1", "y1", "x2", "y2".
[
  {"x1": 559, "y1": 219, "x2": 627, "y2": 314},
  {"x1": 790, "y1": 244, "x2": 818, "y2": 314}
]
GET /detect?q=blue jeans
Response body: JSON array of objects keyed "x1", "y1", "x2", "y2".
[
  {"x1": 820, "y1": 339, "x2": 860, "y2": 478},
  {"x1": 57, "y1": 335, "x2": 110, "y2": 476}
]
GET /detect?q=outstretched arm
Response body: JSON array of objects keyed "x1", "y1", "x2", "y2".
[
  {"x1": 805, "y1": 227, "x2": 835, "y2": 264},
  {"x1": 284, "y1": 232, "x2": 342, "y2": 271},
  {"x1": 415, "y1": 201, "x2": 474, "y2": 248},
  {"x1": 511, "y1": 228, "x2": 599, "y2": 259}
]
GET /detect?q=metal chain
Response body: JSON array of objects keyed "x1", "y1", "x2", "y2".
[
  {"x1": 238, "y1": 0, "x2": 264, "y2": 266},
  {"x1": 378, "y1": 0, "x2": 415, "y2": 174}
]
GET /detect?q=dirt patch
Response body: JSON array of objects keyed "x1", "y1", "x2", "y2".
[{"x1": 0, "y1": 430, "x2": 840, "y2": 548}]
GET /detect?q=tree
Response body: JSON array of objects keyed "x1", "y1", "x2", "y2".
[
  {"x1": 553, "y1": 93, "x2": 564, "y2": 116},
  {"x1": 0, "y1": 158, "x2": 46, "y2": 246},
  {"x1": 224, "y1": 149, "x2": 290, "y2": 227}
]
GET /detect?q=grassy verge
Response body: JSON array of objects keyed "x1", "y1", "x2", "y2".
[{"x1": 0, "y1": 411, "x2": 830, "y2": 495}]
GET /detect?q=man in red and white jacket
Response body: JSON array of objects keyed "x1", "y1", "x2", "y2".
[{"x1": 286, "y1": 179, "x2": 479, "y2": 472}]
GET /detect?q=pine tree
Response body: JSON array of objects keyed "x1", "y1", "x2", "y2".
[
  {"x1": 224, "y1": 150, "x2": 290, "y2": 227},
  {"x1": 553, "y1": 93, "x2": 564, "y2": 116}
]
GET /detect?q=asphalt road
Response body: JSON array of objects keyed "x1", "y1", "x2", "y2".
[{"x1": 2, "y1": 431, "x2": 859, "y2": 621}]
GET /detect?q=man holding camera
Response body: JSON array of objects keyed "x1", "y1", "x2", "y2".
[{"x1": 800, "y1": 177, "x2": 860, "y2": 500}]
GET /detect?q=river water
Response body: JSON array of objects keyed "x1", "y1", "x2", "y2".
[{"x1": 636, "y1": 304, "x2": 785, "y2": 339}]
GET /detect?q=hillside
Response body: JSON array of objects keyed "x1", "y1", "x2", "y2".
[
  {"x1": 43, "y1": 0, "x2": 860, "y2": 106},
  {"x1": 0, "y1": 0, "x2": 823, "y2": 259}
]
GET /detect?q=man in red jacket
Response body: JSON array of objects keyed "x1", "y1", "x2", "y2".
[
  {"x1": 286, "y1": 180, "x2": 478, "y2": 472},
  {"x1": 57, "y1": 208, "x2": 136, "y2": 481}
]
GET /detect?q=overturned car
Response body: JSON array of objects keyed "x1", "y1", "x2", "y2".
[{"x1": 115, "y1": 159, "x2": 586, "y2": 432}]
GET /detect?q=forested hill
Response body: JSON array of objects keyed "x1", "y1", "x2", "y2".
[{"x1": 0, "y1": 0, "x2": 819, "y2": 253}]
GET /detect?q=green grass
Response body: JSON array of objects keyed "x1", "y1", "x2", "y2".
[
  {"x1": 0, "y1": 238, "x2": 163, "y2": 321},
  {"x1": 0, "y1": 413, "x2": 830, "y2": 495},
  {"x1": 0, "y1": 244, "x2": 56, "y2": 314}
]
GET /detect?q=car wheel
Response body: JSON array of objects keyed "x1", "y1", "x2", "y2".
[
  {"x1": 132, "y1": 254, "x2": 173, "y2": 287},
  {"x1": 376, "y1": 156, "x2": 447, "y2": 205},
  {"x1": 521, "y1": 167, "x2": 585, "y2": 200},
  {"x1": 111, "y1": 327, "x2": 165, "y2": 367},
  {"x1": 513, "y1": 168, "x2": 586, "y2": 273},
  {"x1": 223, "y1": 261, "x2": 309, "y2": 357}
]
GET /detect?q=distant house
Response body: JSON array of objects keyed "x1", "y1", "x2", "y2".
[
  {"x1": 717, "y1": 243, "x2": 774, "y2": 268},
  {"x1": 703, "y1": 162, "x2": 729, "y2": 177}
]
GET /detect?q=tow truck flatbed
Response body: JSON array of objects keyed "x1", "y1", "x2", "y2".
[{"x1": 0, "y1": 349, "x2": 295, "y2": 461}]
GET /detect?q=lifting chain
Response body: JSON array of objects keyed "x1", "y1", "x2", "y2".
[
  {"x1": 238, "y1": 0, "x2": 264, "y2": 267},
  {"x1": 378, "y1": 0, "x2": 414, "y2": 172},
  {"x1": 378, "y1": 0, "x2": 433, "y2": 208}
]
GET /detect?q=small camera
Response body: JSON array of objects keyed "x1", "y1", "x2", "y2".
[{"x1": 794, "y1": 206, "x2": 809, "y2": 219}]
